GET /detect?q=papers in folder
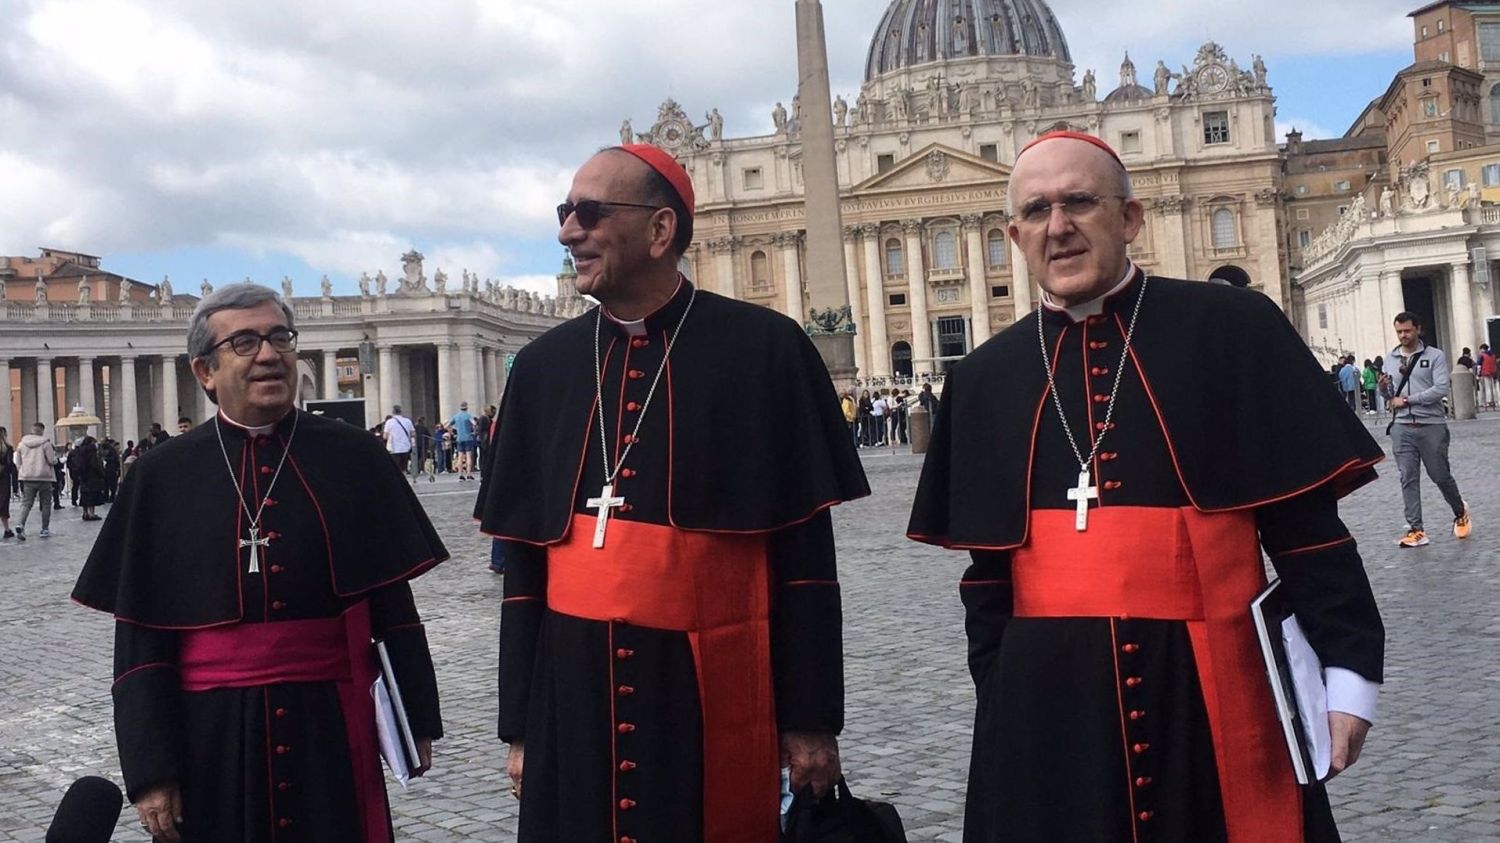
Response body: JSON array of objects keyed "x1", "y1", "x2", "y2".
[
  {"x1": 372, "y1": 639, "x2": 421, "y2": 790},
  {"x1": 1250, "y1": 579, "x2": 1332, "y2": 784}
]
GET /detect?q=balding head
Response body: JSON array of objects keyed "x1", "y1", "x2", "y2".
[{"x1": 1006, "y1": 136, "x2": 1144, "y2": 307}]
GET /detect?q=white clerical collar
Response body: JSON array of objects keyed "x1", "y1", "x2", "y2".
[
  {"x1": 1040, "y1": 262, "x2": 1138, "y2": 322},
  {"x1": 217, "y1": 410, "x2": 284, "y2": 437},
  {"x1": 602, "y1": 277, "x2": 684, "y2": 337}
]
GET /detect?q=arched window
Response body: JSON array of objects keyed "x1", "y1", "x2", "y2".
[
  {"x1": 933, "y1": 230, "x2": 959, "y2": 269},
  {"x1": 885, "y1": 238, "x2": 905, "y2": 277},
  {"x1": 1489, "y1": 84, "x2": 1500, "y2": 125},
  {"x1": 1211, "y1": 209, "x2": 1237, "y2": 248},
  {"x1": 986, "y1": 230, "x2": 1007, "y2": 267},
  {"x1": 891, "y1": 341, "x2": 913, "y2": 377},
  {"x1": 750, "y1": 250, "x2": 769, "y2": 291}
]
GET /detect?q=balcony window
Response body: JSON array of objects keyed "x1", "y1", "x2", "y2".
[
  {"x1": 1211, "y1": 209, "x2": 1237, "y2": 248},
  {"x1": 986, "y1": 230, "x2": 1007, "y2": 267},
  {"x1": 884, "y1": 239, "x2": 904, "y2": 277},
  {"x1": 933, "y1": 231, "x2": 959, "y2": 270}
]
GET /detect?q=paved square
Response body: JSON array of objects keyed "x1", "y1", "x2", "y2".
[{"x1": 2, "y1": 416, "x2": 1498, "y2": 841}]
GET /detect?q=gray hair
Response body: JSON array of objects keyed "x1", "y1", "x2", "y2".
[
  {"x1": 1005, "y1": 150, "x2": 1135, "y2": 217},
  {"x1": 187, "y1": 282, "x2": 296, "y2": 362}
]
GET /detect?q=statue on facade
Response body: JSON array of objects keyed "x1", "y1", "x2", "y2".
[
  {"x1": 119, "y1": 278, "x2": 134, "y2": 304},
  {"x1": 706, "y1": 108, "x2": 724, "y2": 141},
  {"x1": 320, "y1": 275, "x2": 332, "y2": 298},
  {"x1": 502, "y1": 286, "x2": 517, "y2": 309},
  {"x1": 159, "y1": 275, "x2": 172, "y2": 301},
  {"x1": 201, "y1": 279, "x2": 214, "y2": 298},
  {"x1": 400, "y1": 250, "x2": 428, "y2": 293},
  {"x1": 620, "y1": 118, "x2": 633, "y2": 145},
  {"x1": 1154, "y1": 60, "x2": 1172, "y2": 96},
  {"x1": 1379, "y1": 186, "x2": 1395, "y2": 218},
  {"x1": 78, "y1": 274, "x2": 92, "y2": 304},
  {"x1": 791, "y1": 94, "x2": 802, "y2": 131},
  {"x1": 892, "y1": 86, "x2": 910, "y2": 121},
  {"x1": 1253, "y1": 54, "x2": 1268, "y2": 87},
  {"x1": 926, "y1": 75, "x2": 943, "y2": 118},
  {"x1": 854, "y1": 90, "x2": 869, "y2": 125},
  {"x1": 1446, "y1": 180, "x2": 1461, "y2": 209},
  {"x1": 1081, "y1": 69, "x2": 1097, "y2": 101},
  {"x1": 358, "y1": 272, "x2": 371, "y2": 297},
  {"x1": 1467, "y1": 180, "x2": 1481, "y2": 208},
  {"x1": 281, "y1": 276, "x2": 294, "y2": 299},
  {"x1": 1021, "y1": 78, "x2": 1040, "y2": 109},
  {"x1": 376, "y1": 270, "x2": 388, "y2": 297},
  {"x1": 434, "y1": 268, "x2": 448, "y2": 294},
  {"x1": 772, "y1": 102, "x2": 788, "y2": 134},
  {"x1": 956, "y1": 82, "x2": 974, "y2": 116},
  {"x1": 832, "y1": 96, "x2": 847, "y2": 128}
]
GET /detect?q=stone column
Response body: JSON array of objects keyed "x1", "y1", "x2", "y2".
[
  {"x1": 1379, "y1": 270, "x2": 1404, "y2": 336},
  {"x1": 1009, "y1": 239, "x2": 1033, "y2": 316},
  {"x1": 708, "y1": 237, "x2": 738, "y2": 298},
  {"x1": 161, "y1": 356, "x2": 179, "y2": 429},
  {"x1": 1352, "y1": 275, "x2": 1386, "y2": 362},
  {"x1": 962, "y1": 215, "x2": 992, "y2": 347},
  {"x1": 77, "y1": 357, "x2": 96, "y2": 416},
  {"x1": 778, "y1": 232, "x2": 805, "y2": 324},
  {"x1": 437, "y1": 343, "x2": 455, "y2": 422},
  {"x1": 378, "y1": 346, "x2": 398, "y2": 415},
  {"x1": 64, "y1": 363, "x2": 80, "y2": 416},
  {"x1": 1156, "y1": 196, "x2": 1190, "y2": 279},
  {"x1": 841, "y1": 227, "x2": 867, "y2": 376},
  {"x1": 37, "y1": 358, "x2": 55, "y2": 442},
  {"x1": 903, "y1": 220, "x2": 933, "y2": 375},
  {"x1": 1451, "y1": 263, "x2": 1478, "y2": 357},
  {"x1": 859, "y1": 225, "x2": 891, "y2": 377},
  {"x1": 322, "y1": 350, "x2": 339, "y2": 399},
  {"x1": 119, "y1": 357, "x2": 140, "y2": 445},
  {"x1": 484, "y1": 348, "x2": 500, "y2": 408},
  {"x1": 0, "y1": 359, "x2": 11, "y2": 438},
  {"x1": 460, "y1": 344, "x2": 482, "y2": 408}
]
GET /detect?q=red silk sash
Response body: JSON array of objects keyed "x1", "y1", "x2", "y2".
[
  {"x1": 1013, "y1": 507, "x2": 1302, "y2": 842},
  {"x1": 178, "y1": 602, "x2": 390, "y2": 843},
  {"x1": 548, "y1": 514, "x2": 781, "y2": 843}
]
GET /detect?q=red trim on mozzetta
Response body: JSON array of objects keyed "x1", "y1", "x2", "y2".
[
  {"x1": 1270, "y1": 535, "x2": 1355, "y2": 559},
  {"x1": 112, "y1": 662, "x2": 176, "y2": 687},
  {"x1": 501, "y1": 595, "x2": 541, "y2": 604},
  {"x1": 1119, "y1": 313, "x2": 1383, "y2": 512},
  {"x1": 905, "y1": 325, "x2": 1064, "y2": 551}
]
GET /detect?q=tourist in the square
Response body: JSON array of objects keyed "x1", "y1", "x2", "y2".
[
  {"x1": 908, "y1": 131, "x2": 1386, "y2": 842},
  {"x1": 1361, "y1": 358, "x2": 1379, "y2": 414},
  {"x1": 1479, "y1": 343, "x2": 1498, "y2": 409},
  {"x1": 449, "y1": 401, "x2": 477, "y2": 480},
  {"x1": 72, "y1": 282, "x2": 448, "y2": 842},
  {"x1": 176, "y1": 416, "x2": 193, "y2": 434},
  {"x1": 858, "y1": 388, "x2": 874, "y2": 446},
  {"x1": 383, "y1": 403, "x2": 416, "y2": 475},
  {"x1": 870, "y1": 390, "x2": 888, "y2": 445},
  {"x1": 72, "y1": 434, "x2": 106, "y2": 522},
  {"x1": 1381, "y1": 312, "x2": 1471, "y2": 548},
  {"x1": 477, "y1": 144, "x2": 867, "y2": 842},
  {"x1": 101, "y1": 439, "x2": 121, "y2": 502},
  {"x1": 1338, "y1": 354, "x2": 1360, "y2": 413},
  {"x1": 14, "y1": 421, "x2": 59, "y2": 540},
  {"x1": 51, "y1": 443, "x2": 67, "y2": 509},
  {"x1": 841, "y1": 390, "x2": 858, "y2": 444},
  {"x1": 0, "y1": 427, "x2": 14, "y2": 539}
]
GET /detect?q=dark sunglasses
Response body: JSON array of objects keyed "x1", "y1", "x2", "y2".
[
  {"x1": 556, "y1": 199, "x2": 662, "y2": 229},
  {"x1": 209, "y1": 328, "x2": 299, "y2": 357}
]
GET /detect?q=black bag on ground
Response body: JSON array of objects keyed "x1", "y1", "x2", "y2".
[{"x1": 781, "y1": 778, "x2": 907, "y2": 843}]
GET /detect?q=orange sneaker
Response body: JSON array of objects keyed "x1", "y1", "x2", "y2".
[
  {"x1": 1454, "y1": 503, "x2": 1472, "y2": 539},
  {"x1": 1398, "y1": 529, "x2": 1430, "y2": 548}
]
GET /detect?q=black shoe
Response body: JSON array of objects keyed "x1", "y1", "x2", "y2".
[{"x1": 2, "y1": 530, "x2": 12, "y2": 539}]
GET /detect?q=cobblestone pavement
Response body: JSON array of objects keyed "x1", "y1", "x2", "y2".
[{"x1": 2, "y1": 417, "x2": 1498, "y2": 841}]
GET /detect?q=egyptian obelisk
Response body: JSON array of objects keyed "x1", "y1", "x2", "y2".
[{"x1": 795, "y1": 0, "x2": 857, "y2": 382}]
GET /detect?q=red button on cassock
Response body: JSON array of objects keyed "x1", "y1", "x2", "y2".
[
  {"x1": 275, "y1": 707, "x2": 287, "y2": 718},
  {"x1": 278, "y1": 781, "x2": 291, "y2": 791},
  {"x1": 259, "y1": 465, "x2": 273, "y2": 475},
  {"x1": 265, "y1": 498, "x2": 277, "y2": 507},
  {"x1": 270, "y1": 565, "x2": 284, "y2": 574},
  {"x1": 272, "y1": 600, "x2": 286, "y2": 610},
  {"x1": 627, "y1": 369, "x2": 645, "y2": 380},
  {"x1": 1105, "y1": 480, "x2": 1123, "y2": 491},
  {"x1": 631, "y1": 338, "x2": 649, "y2": 349},
  {"x1": 619, "y1": 798, "x2": 636, "y2": 810},
  {"x1": 276, "y1": 745, "x2": 289, "y2": 755},
  {"x1": 1130, "y1": 710, "x2": 1145, "y2": 720},
  {"x1": 278, "y1": 818, "x2": 292, "y2": 828},
  {"x1": 620, "y1": 504, "x2": 634, "y2": 513},
  {"x1": 1138, "y1": 811, "x2": 1154, "y2": 822},
  {"x1": 626, "y1": 402, "x2": 640, "y2": 412},
  {"x1": 617, "y1": 723, "x2": 637, "y2": 734},
  {"x1": 617, "y1": 685, "x2": 635, "y2": 697},
  {"x1": 1095, "y1": 421, "x2": 1116, "y2": 431},
  {"x1": 1135, "y1": 776, "x2": 1153, "y2": 788},
  {"x1": 1132, "y1": 742, "x2": 1151, "y2": 755},
  {"x1": 1090, "y1": 340, "x2": 1109, "y2": 350},
  {"x1": 615, "y1": 648, "x2": 634, "y2": 660},
  {"x1": 1091, "y1": 367, "x2": 1109, "y2": 376},
  {"x1": 1125, "y1": 676, "x2": 1143, "y2": 687},
  {"x1": 1093, "y1": 394, "x2": 1110, "y2": 403},
  {"x1": 620, "y1": 469, "x2": 636, "y2": 479},
  {"x1": 621, "y1": 837, "x2": 637, "y2": 843},
  {"x1": 1101, "y1": 452, "x2": 1118, "y2": 462},
  {"x1": 622, "y1": 434, "x2": 636, "y2": 445},
  {"x1": 619, "y1": 760, "x2": 637, "y2": 772}
]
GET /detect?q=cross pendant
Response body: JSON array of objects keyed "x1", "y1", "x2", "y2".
[
  {"x1": 1066, "y1": 469, "x2": 1099, "y2": 532},
  {"x1": 239, "y1": 526, "x2": 272, "y2": 573},
  {"x1": 585, "y1": 483, "x2": 627, "y2": 549}
]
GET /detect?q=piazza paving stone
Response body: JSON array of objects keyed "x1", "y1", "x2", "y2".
[{"x1": 1, "y1": 414, "x2": 1498, "y2": 840}]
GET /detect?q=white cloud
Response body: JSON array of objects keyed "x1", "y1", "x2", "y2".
[
  {"x1": 0, "y1": 0, "x2": 1422, "y2": 284},
  {"x1": 1276, "y1": 118, "x2": 1339, "y2": 142}
]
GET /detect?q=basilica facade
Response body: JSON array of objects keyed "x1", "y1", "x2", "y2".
[{"x1": 630, "y1": 0, "x2": 1286, "y2": 380}]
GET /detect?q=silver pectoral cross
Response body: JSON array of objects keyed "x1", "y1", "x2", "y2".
[
  {"x1": 585, "y1": 483, "x2": 626, "y2": 549},
  {"x1": 239, "y1": 526, "x2": 271, "y2": 574},
  {"x1": 1066, "y1": 470, "x2": 1099, "y2": 532}
]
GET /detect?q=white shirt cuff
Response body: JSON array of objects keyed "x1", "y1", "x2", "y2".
[{"x1": 1325, "y1": 667, "x2": 1379, "y2": 724}]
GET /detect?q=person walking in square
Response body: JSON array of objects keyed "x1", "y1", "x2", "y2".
[
  {"x1": 0, "y1": 427, "x2": 15, "y2": 539},
  {"x1": 1381, "y1": 312, "x2": 1471, "y2": 547},
  {"x1": 14, "y1": 422, "x2": 59, "y2": 540},
  {"x1": 1477, "y1": 344, "x2": 1497, "y2": 410}
]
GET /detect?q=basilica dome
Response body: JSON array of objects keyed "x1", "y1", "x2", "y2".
[{"x1": 865, "y1": 0, "x2": 1072, "y2": 81}]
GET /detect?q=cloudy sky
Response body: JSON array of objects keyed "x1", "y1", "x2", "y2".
[{"x1": 1, "y1": 0, "x2": 1419, "y2": 296}]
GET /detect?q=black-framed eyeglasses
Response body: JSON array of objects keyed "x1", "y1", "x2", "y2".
[
  {"x1": 1015, "y1": 192, "x2": 1126, "y2": 226},
  {"x1": 209, "y1": 328, "x2": 299, "y2": 357},
  {"x1": 557, "y1": 199, "x2": 662, "y2": 229}
]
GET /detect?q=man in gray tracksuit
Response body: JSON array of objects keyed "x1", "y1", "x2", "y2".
[{"x1": 1380, "y1": 311, "x2": 1471, "y2": 548}]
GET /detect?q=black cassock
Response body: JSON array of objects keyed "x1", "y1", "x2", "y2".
[
  {"x1": 477, "y1": 280, "x2": 868, "y2": 843},
  {"x1": 909, "y1": 274, "x2": 1385, "y2": 843},
  {"x1": 73, "y1": 410, "x2": 447, "y2": 842}
]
